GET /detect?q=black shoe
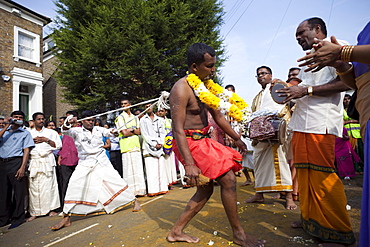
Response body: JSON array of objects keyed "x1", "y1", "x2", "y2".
[{"x1": 8, "y1": 222, "x2": 22, "y2": 229}]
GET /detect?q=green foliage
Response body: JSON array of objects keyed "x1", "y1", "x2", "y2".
[{"x1": 52, "y1": 0, "x2": 225, "y2": 112}]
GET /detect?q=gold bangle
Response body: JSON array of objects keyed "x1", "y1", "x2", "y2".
[
  {"x1": 307, "y1": 86, "x2": 313, "y2": 96},
  {"x1": 336, "y1": 64, "x2": 353, "y2": 76},
  {"x1": 340, "y1": 45, "x2": 355, "y2": 62}
]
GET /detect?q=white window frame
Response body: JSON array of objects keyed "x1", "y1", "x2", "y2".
[{"x1": 14, "y1": 26, "x2": 41, "y2": 67}]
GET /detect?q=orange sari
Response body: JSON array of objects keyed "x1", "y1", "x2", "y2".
[{"x1": 293, "y1": 132, "x2": 355, "y2": 244}]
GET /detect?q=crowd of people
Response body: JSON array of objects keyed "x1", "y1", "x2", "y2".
[{"x1": 1, "y1": 16, "x2": 369, "y2": 247}]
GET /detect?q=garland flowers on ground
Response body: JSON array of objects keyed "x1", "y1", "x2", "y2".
[{"x1": 186, "y1": 73, "x2": 249, "y2": 122}]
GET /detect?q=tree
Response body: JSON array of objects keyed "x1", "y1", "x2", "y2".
[{"x1": 52, "y1": 0, "x2": 225, "y2": 112}]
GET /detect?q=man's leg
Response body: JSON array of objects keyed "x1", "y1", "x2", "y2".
[
  {"x1": 216, "y1": 170, "x2": 265, "y2": 247},
  {"x1": 0, "y1": 162, "x2": 11, "y2": 227},
  {"x1": 167, "y1": 181, "x2": 214, "y2": 243}
]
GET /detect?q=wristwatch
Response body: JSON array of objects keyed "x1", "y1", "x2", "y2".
[
  {"x1": 46, "y1": 139, "x2": 50, "y2": 144},
  {"x1": 307, "y1": 86, "x2": 313, "y2": 96}
]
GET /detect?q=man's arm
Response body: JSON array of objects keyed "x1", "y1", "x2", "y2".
[
  {"x1": 16, "y1": 147, "x2": 30, "y2": 180},
  {"x1": 277, "y1": 76, "x2": 350, "y2": 103},
  {"x1": 209, "y1": 108, "x2": 247, "y2": 155}
]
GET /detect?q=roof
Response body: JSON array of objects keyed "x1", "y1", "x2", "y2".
[{"x1": 2, "y1": 0, "x2": 51, "y2": 25}]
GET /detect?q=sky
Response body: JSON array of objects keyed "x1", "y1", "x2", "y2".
[{"x1": 15, "y1": 0, "x2": 370, "y2": 105}]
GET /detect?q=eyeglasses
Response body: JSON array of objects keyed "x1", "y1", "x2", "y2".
[{"x1": 256, "y1": 72, "x2": 271, "y2": 77}]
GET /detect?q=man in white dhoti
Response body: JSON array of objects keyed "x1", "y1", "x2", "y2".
[
  {"x1": 157, "y1": 108, "x2": 177, "y2": 187},
  {"x1": 140, "y1": 104, "x2": 168, "y2": 196},
  {"x1": 50, "y1": 110, "x2": 139, "y2": 230},
  {"x1": 27, "y1": 112, "x2": 62, "y2": 222},
  {"x1": 244, "y1": 66, "x2": 297, "y2": 210},
  {"x1": 115, "y1": 99, "x2": 147, "y2": 196}
]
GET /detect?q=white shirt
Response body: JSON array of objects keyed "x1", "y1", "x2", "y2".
[
  {"x1": 140, "y1": 114, "x2": 166, "y2": 157},
  {"x1": 259, "y1": 83, "x2": 286, "y2": 112},
  {"x1": 62, "y1": 126, "x2": 114, "y2": 161},
  {"x1": 29, "y1": 127, "x2": 62, "y2": 156},
  {"x1": 289, "y1": 38, "x2": 348, "y2": 137}
]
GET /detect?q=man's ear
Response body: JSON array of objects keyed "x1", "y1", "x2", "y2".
[
  {"x1": 315, "y1": 24, "x2": 321, "y2": 34},
  {"x1": 190, "y1": 62, "x2": 198, "y2": 72}
]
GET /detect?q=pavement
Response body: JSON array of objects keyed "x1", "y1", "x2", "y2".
[{"x1": 0, "y1": 174, "x2": 362, "y2": 247}]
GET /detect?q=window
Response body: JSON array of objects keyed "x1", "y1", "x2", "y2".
[{"x1": 14, "y1": 26, "x2": 40, "y2": 66}]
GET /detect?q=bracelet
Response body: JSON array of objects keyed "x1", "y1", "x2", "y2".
[
  {"x1": 307, "y1": 86, "x2": 313, "y2": 96},
  {"x1": 340, "y1": 45, "x2": 355, "y2": 62},
  {"x1": 336, "y1": 64, "x2": 354, "y2": 76}
]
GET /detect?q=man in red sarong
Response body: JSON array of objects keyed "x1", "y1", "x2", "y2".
[{"x1": 167, "y1": 43, "x2": 265, "y2": 247}]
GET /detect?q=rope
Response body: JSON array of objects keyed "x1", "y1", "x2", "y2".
[{"x1": 63, "y1": 91, "x2": 170, "y2": 128}]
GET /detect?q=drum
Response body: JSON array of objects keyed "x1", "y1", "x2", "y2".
[
  {"x1": 270, "y1": 80, "x2": 288, "y2": 104},
  {"x1": 259, "y1": 116, "x2": 286, "y2": 145},
  {"x1": 245, "y1": 115, "x2": 286, "y2": 145}
]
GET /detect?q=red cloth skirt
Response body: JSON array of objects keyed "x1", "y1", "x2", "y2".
[{"x1": 173, "y1": 126, "x2": 242, "y2": 180}]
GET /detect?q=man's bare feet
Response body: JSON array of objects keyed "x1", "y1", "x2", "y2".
[
  {"x1": 132, "y1": 198, "x2": 141, "y2": 212},
  {"x1": 244, "y1": 194, "x2": 264, "y2": 204},
  {"x1": 285, "y1": 193, "x2": 297, "y2": 210},
  {"x1": 26, "y1": 216, "x2": 36, "y2": 222},
  {"x1": 233, "y1": 231, "x2": 266, "y2": 247},
  {"x1": 49, "y1": 211, "x2": 58, "y2": 217},
  {"x1": 240, "y1": 180, "x2": 253, "y2": 186},
  {"x1": 50, "y1": 216, "x2": 71, "y2": 231},
  {"x1": 290, "y1": 221, "x2": 302, "y2": 228},
  {"x1": 167, "y1": 231, "x2": 200, "y2": 243}
]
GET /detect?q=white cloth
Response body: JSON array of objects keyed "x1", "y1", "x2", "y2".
[
  {"x1": 28, "y1": 127, "x2": 61, "y2": 216},
  {"x1": 164, "y1": 152, "x2": 177, "y2": 185},
  {"x1": 62, "y1": 126, "x2": 135, "y2": 215},
  {"x1": 144, "y1": 155, "x2": 169, "y2": 196},
  {"x1": 289, "y1": 38, "x2": 349, "y2": 137},
  {"x1": 259, "y1": 83, "x2": 286, "y2": 112},
  {"x1": 140, "y1": 114, "x2": 168, "y2": 195},
  {"x1": 241, "y1": 137, "x2": 254, "y2": 170},
  {"x1": 140, "y1": 114, "x2": 166, "y2": 157},
  {"x1": 121, "y1": 150, "x2": 146, "y2": 196},
  {"x1": 253, "y1": 142, "x2": 292, "y2": 192}
]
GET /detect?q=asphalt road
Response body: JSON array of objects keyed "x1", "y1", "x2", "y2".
[{"x1": 0, "y1": 175, "x2": 362, "y2": 247}]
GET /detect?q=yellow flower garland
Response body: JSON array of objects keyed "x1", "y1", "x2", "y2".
[{"x1": 186, "y1": 73, "x2": 248, "y2": 122}]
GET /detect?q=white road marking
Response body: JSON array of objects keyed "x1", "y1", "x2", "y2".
[
  {"x1": 140, "y1": 195, "x2": 164, "y2": 206},
  {"x1": 43, "y1": 223, "x2": 99, "y2": 247}
]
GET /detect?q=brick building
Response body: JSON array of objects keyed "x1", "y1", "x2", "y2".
[{"x1": 0, "y1": 0, "x2": 50, "y2": 120}]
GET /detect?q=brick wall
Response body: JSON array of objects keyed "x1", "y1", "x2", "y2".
[{"x1": 0, "y1": 8, "x2": 44, "y2": 117}]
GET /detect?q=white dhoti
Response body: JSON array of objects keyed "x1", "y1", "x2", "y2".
[
  {"x1": 121, "y1": 150, "x2": 147, "y2": 196},
  {"x1": 28, "y1": 154, "x2": 60, "y2": 216},
  {"x1": 164, "y1": 152, "x2": 177, "y2": 185},
  {"x1": 144, "y1": 155, "x2": 169, "y2": 196},
  {"x1": 253, "y1": 142, "x2": 293, "y2": 193},
  {"x1": 63, "y1": 155, "x2": 135, "y2": 216}
]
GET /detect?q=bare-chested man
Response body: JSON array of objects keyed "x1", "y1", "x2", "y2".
[{"x1": 167, "y1": 43, "x2": 265, "y2": 247}]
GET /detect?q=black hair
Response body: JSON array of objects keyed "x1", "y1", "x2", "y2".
[
  {"x1": 59, "y1": 116, "x2": 66, "y2": 120},
  {"x1": 94, "y1": 118, "x2": 104, "y2": 127},
  {"x1": 344, "y1": 94, "x2": 352, "y2": 98},
  {"x1": 225, "y1": 84, "x2": 235, "y2": 92},
  {"x1": 32, "y1": 112, "x2": 45, "y2": 120},
  {"x1": 305, "y1": 17, "x2": 327, "y2": 36},
  {"x1": 45, "y1": 120, "x2": 56, "y2": 127},
  {"x1": 187, "y1": 43, "x2": 216, "y2": 67},
  {"x1": 66, "y1": 110, "x2": 78, "y2": 118},
  {"x1": 11, "y1": 110, "x2": 25, "y2": 118},
  {"x1": 289, "y1": 67, "x2": 301, "y2": 73},
  {"x1": 256, "y1": 66, "x2": 272, "y2": 75},
  {"x1": 81, "y1": 110, "x2": 94, "y2": 119}
]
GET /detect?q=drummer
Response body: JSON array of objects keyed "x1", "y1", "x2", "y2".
[{"x1": 244, "y1": 66, "x2": 297, "y2": 210}]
